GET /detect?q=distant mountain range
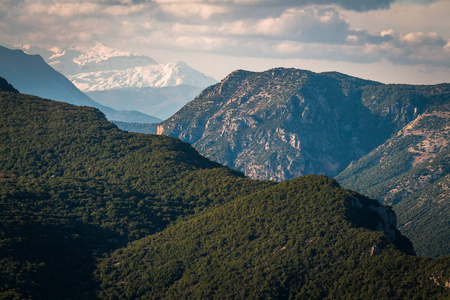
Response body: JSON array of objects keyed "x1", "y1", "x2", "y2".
[
  {"x1": 15, "y1": 42, "x2": 217, "y2": 120},
  {"x1": 1, "y1": 80, "x2": 449, "y2": 299},
  {"x1": 2, "y1": 39, "x2": 448, "y2": 259},
  {"x1": 0, "y1": 45, "x2": 160, "y2": 123},
  {"x1": 158, "y1": 68, "x2": 450, "y2": 257}
]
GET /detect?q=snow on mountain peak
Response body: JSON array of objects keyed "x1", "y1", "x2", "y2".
[
  {"x1": 69, "y1": 61, "x2": 217, "y2": 92},
  {"x1": 14, "y1": 42, "x2": 157, "y2": 75},
  {"x1": 13, "y1": 43, "x2": 217, "y2": 92},
  {"x1": 72, "y1": 42, "x2": 135, "y2": 66}
]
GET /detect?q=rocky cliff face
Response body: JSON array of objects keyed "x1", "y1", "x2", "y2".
[
  {"x1": 158, "y1": 68, "x2": 448, "y2": 182},
  {"x1": 158, "y1": 68, "x2": 388, "y2": 180}
]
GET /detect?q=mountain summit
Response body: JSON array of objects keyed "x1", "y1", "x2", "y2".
[
  {"x1": 158, "y1": 68, "x2": 389, "y2": 180},
  {"x1": 16, "y1": 43, "x2": 217, "y2": 119},
  {"x1": 68, "y1": 60, "x2": 217, "y2": 91}
]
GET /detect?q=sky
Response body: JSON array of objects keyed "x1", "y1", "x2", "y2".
[{"x1": 1, "y1": 0, "x2": 449, "y2": 84}]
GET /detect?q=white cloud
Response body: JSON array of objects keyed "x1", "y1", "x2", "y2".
[
  {"x1": 103, "y1": 4, "x2": 147, "y2": 16},
  {"x1": 343, "y1": 0, "x2": 450, "y2": 38},
  {"x1": 157, "y1": 3, "x2": 230, "y2": 20},
  {"x1": 401, "y1": 32, "x2": 440, "y2": 44},
  {"x1": 0, "y1": 0, "x2": 449, "y2": 83},
  {"x1": 23, "y1": 2, "x2": 100, "y2": 17},
  {"x1": 275, "y1": 41, "x2": 303, "y2": 54},
  {"x1": 217, "y1": 7, "x2": 350, "y2": 44}
]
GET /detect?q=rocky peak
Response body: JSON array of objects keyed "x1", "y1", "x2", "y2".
[
  {"x1": 346, "y1": 195, "x2": 415, "y2": 255},
  {"x1": 159, "y1": 68, "x2": 449, "y2": 183},
  {"x1": 158, "y1": 68, "x2": 387, "y2": 180}
]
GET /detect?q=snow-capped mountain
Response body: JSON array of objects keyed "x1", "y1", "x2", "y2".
[
  {"x1": 68, "y1": 61, "x2": 217, "y2": 92},
  {"x1": 16, "y1": 42, "x2": 217, "y2": 120},
  {"x1": 16, "y1": 42, "x2": 157, "y2": 75},
  {"x1": 0, "y1": 45, "x2": 160, "y2": 123}
]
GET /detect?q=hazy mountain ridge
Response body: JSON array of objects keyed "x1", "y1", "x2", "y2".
[
  {"x1": 16, "y1": 43, "x2": 217, "y2": 120},
  {"x1": 113, "y1": 120, "x2": 158, "y2": 134},
  {"x1": 15, "y1": 42, "x2": 157, "y2": 75},
  {"x1": 0, "y1": 45, "x2": 160, "y2": 123},
  {"x1": 86, "y1": 85, "x2": 205, "y2": 120}
]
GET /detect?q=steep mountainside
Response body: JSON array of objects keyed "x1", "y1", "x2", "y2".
[
  {"x1": 336, "y1": 106, "x2": 450, "y2": 257},
  {"x1": 158, "y1": 68, "x2": 442, "y2": 181},
  {"x1": 0, "y1": 45, "x2": 159, "y2": 123},
  {"x1": 16, "y1": 43, "x2": 217, "y2": 120},
  {"x1": 1, "y1": 84, "x2": 449, "y2": 299}
]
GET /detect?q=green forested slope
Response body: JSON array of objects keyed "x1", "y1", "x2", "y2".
[
  {"x1": 98, "y1": 176, "x2": 449, "y2": 299},
  {"x1": 0, "y1": 91, "x2": 271, "y2": 298},
  {"x1": 1, "y1": 85, "x2": 449, "y2": 299}
]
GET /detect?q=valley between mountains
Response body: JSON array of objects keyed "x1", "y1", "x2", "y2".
[
  {"x1": 0, "y1": 43, "x2": 449, "y2": 298},
  {"x1": 0, "y1": 80, "x2": 449, "y2": 299}
]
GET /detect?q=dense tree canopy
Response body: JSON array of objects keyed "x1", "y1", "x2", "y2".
[{"x1": 0, "y1": 87, "x2": 449, "y2": 299}]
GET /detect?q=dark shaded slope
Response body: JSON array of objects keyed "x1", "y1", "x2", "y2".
[
  {"x1": 0, "y1": 91, "x2": 271, "y2": 299},
  {"x1": 0, "y1": 77, "x2": 18, "y2": 93},
  {"x1": 98, "y1": 176, "x2": 449, "y2": 299}
]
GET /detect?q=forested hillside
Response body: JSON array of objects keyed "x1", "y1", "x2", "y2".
[
  {"x1": 0, "y1": 88, "x2": 270, "y2": 299},
  {"x1": 98, "y1": 176, "x2": 449, "y2": 299},
  {"x1": 1, "y1": 80, "x2": 449, "y2": 299}
]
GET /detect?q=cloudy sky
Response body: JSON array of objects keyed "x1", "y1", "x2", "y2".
[{"x1": 1, "y1": 0, "x2": 449, "y2": 83}]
